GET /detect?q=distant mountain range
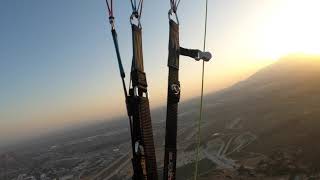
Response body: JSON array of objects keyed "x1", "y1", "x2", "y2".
[{"x1": 201, "y1": 54, "x2": 320, "y2": 169}]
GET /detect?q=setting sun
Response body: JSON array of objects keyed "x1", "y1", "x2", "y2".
[{"x1": 256, "y1": 0, "x2": 320, "y2": 60}]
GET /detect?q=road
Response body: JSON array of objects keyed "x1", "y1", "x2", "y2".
[
  {"x1": 92, "y1": 153, "x2": 131, "y2": 180},
  {"x1": 203, "y1": 149, "x2": 235, "y2": 169}
]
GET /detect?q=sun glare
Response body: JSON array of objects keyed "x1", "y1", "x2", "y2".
[{"x1": 257, "y1": 0, "x2": 320, "y2": 60}]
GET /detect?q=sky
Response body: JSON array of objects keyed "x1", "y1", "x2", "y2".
[{"x1": 1, "y1": 0, "x2": 320, "y2": 147}]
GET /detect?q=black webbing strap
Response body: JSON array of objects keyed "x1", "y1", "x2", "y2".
[
  {"x1": 139, "y1": 97, "x2": 158, "y2": 179},
  {"x1": 132, "y1": 25, "x2": 144, "y2": 72},
  {"x1": 105, "y1": 1, "x2": 158, "y2": 179},
  {"x1": 167, "y1": 20, "x2": 180, "y2": 70},
  {"x1": 130, "y1": 23, "x2": 158, "y2": 180},
  {"x1": 163, "y1": 20, "x2": 180, "y2": 180},
  {"x1": 131, "y1": 24, "x2": 148, "y2": 92},
  {"x1": 180, "y1": 47, "x2": 200, "y2": 60}
]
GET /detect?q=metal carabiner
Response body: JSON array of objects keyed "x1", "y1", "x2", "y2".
[
  {"x1": 109, "y1": 16, "x2": 115, "y2": 30},
  {"x1": 168, "y1": 9, "x2": 179, "y2": 25},
  {"x1": 130, "y1": 12, "x2": 141, "y2": 28}
]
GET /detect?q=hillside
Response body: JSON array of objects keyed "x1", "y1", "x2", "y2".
[
  {"x1": 200, "y1": 54, "x2": 320, "y2": 170},
  {"x1": 2, "y1": 54, "x2": 319, "y2": 179}
]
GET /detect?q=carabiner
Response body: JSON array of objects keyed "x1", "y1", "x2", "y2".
[
  {"x1": 168, "y1": 9, "x2": 179, "y2": 25},
  {"x1": 130, "y1": 12, "x2": 141, "y2": 27}
]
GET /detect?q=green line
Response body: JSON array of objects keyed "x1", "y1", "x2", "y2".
[{"x1": 194, "y1": 0, "x2": 208, "y2": 179}]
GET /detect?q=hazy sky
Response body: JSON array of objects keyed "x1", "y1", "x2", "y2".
[{"x1": 1, "y1": 0, "x2": 319, "y2": 146}]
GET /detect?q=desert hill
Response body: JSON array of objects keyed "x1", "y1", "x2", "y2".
[{"x1": 201, "y1": 54, "x2": 320, "y2": 169}]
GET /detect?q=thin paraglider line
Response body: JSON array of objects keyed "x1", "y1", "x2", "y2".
[{"x1": 194, "y1": 0, "x2": 208, "y2": 179}]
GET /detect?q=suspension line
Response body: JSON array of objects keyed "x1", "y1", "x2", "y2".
[
  {"x1": 170, "y1": 0, "x2": 181, "y2": 13},
  {"x1": 130, "y1": 0, "x2": 144, "y2": 16},
  {"x1": 194, "y1": 0, "x2": 209, "y2": 179},
  {"x1": 106, "y1": 0, "x2": 113, "y2": 17}
]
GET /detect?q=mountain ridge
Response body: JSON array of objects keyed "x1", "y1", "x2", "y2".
[{"x1": 201, "y1": 54, "x2": 320, "y2": 169}]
